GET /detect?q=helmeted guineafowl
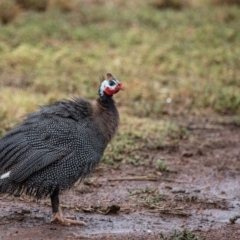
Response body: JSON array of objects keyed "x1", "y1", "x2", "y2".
[{"x1": 0, "y1": 73, "x2": 124, "y2": 225}]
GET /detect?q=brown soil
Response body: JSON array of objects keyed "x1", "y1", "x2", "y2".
[{"x1": 0, "y1": 116, "x2": 240, "y2": 240}]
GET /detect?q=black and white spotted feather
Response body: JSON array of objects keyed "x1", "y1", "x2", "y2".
[{"x1": 0, "y1": 92, "x2": 119, "y2": 198}]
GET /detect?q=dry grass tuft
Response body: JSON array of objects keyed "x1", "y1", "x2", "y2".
[
  {"x1": 212, "y1": 0, "x2": 240, "y2": 6},
  {"x1": 0, "y1": 0, "x2": 21, "y2": 24},
  {"x1": 48, "y1": 0, "x2": 77, "y2": 12},
  {"x1": 15, "y1": 0, "x2": 48, "y2": 11},
  {"x1": 150, "y1": 0, "x2": 190, "y2": 10}
]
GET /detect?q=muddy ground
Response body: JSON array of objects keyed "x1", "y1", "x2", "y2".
[{"x1": 0, "y1": 116, "x2": 240, "y2": 240}]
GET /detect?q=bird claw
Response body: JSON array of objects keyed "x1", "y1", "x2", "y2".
[
  {"x1": 63, "y1": 217, "x2": 87, "y2": 226},
  {"x1": 51, "y1": 213, "x2": 86, "y2": 226}
]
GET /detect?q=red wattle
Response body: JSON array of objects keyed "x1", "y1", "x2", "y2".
[{"x1": 104, "y1": 87, "x2": 117, "y2": 96}]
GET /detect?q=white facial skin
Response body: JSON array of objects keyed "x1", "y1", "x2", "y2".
[{"x1": 99, "y1": 79, "x2": 119, "y2": 96}]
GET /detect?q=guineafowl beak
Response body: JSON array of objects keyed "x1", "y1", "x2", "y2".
[{"x1": 117, "y1": 82, "x2": 125, "y2": 91}]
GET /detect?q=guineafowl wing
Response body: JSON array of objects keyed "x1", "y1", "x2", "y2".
[
  {"x1": 10, "y1": 149, "x2": 75, "y2": 183},
  {"x1": 1, "y1": 112, "x2": 97, "y2": 183}
]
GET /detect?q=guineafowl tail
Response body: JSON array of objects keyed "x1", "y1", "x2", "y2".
[
  {"x1": 0, "y1": 177, "x2": 20, "y2": 196},
  {"x1": 0, "y1": 175, "x2": 59, "y2": 199}
]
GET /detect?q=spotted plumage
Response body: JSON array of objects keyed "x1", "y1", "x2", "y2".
[{"x1": 0, "y1": 73, "x2": 124, "y2": 225}]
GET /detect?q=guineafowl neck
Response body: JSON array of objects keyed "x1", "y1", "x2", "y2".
[{"x1": 93, "y1": 96, "x2": 119, "y2": 145}]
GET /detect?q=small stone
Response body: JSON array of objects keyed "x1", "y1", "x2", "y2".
[
  {"x1": 193, "y1": 189, "x2": 201, "y2": 193},
  {"x1": 171, "y1": 189, "x2": 186, "y2": 193},
  {"x1": 182, "y1": 151, "x2": 193, "y2": 158},
  {"x1": 49, "y1": 227, "x2": 57, "y2": 230}
]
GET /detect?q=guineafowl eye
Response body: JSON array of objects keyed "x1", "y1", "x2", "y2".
[{"x1": 109, "y1": 80, "x2": 116, "y2": 86}]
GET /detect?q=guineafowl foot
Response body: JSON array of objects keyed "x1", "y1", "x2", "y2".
[
  {"x1": 50, "y1": 189, "x2": 86, "y2": 225},
  {"x1": 51, "y1": 211, "x2": 86, "y2": 226},
  {"x1": 50, "y1": 189, "x2": 86, "y2": 226}
]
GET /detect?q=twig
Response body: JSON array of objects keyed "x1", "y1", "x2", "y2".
[
  {"x1": 187, "y1": 125, "x2": 223, "y2": 130},
  {"x1": 108, "y1": 176, "x2": 157, "y2": 181},
  {"x1": 149, "y1": 207, "x2": 190, "y2": 216},
  {"x1": 162, "y1": 178, "x2": 189, "y2": 183}
]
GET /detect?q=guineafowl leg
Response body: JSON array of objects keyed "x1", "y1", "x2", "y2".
[{"x1": 50, "y1": 188, "x2": 86, "y2": 226}]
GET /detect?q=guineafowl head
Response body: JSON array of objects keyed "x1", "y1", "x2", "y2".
[{"x1": 99, "y1": 73, "x2": 124, "y2": 100}]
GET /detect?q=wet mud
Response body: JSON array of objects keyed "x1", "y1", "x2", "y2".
[{"x1": 0, "y1": 117, "x2": 240, "y2": 239}]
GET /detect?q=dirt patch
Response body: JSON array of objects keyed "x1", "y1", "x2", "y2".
[{"x1": 0, "y1": 116, "x2": 240, "y2": 240}]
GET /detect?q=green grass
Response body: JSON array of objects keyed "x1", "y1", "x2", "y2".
[
  {"x1": 0, "y1": 1, "x2": 240, "y2": 161},
  {"x1": 160, "y1": 229, "x2": 204, "y2": 240},
  {"x1": 1, "y1": 3, "x2": 239, "y2": 115},
  {"x1": 156, "y1": 159, "x2": 169, "y2": 172},
  {"x1": 101, "y1": 116, "x2": 187, "y2": 165}
]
